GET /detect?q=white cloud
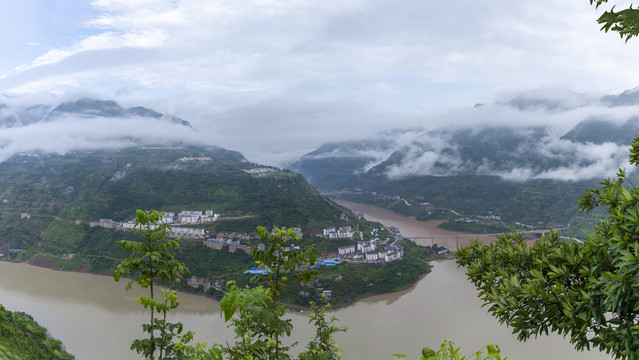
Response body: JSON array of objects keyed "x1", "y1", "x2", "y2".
[{"x1": 1, "y1": 0, "x2": 639, "y2": 168}]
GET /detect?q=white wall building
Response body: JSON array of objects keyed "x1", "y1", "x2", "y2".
[
  {"x1": 366, "y1": 252, "x2": 379, "y2": 261},
  {"x1": 338, "y1": 245, "x2": 356, "y2": 255}
]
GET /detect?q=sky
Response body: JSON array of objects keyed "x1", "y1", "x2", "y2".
[{"x1": 1, "y1": 0, "x2": 639, "y2": 166}]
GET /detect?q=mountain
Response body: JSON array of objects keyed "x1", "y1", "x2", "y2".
[
  {"x1": 290, "y1": 137, "x2": 397, "y2": 191},
  {"x1": 0, "y1": 98, "x2": 191, "y2": 128},
  {"x1": 600, "y1": 87, "x2": 639, "y2": 107},
  {"x1": 560, "y1": 117, "x2": 639, "y2": 145},
  {"x1": 0, "y1": 97, "x2": 206, "y2": 163},
  {"x1": 0, "y1": 145, "x2": 362, "y2": 277},
  {"x1": 290, "y1": 115, "x2": 637, "y2": 227},
  {"x1": 0, "y1": 146, "x2": 343, "y2": 229}
]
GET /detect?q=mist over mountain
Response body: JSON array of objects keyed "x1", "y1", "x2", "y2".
[
  {"x1": 289, "y1": 87, "x2": 639, "y2": 227},
  {"x1": 292, "y1": 88, "x2": 639, "y2": 187},
  {"x1": 0, "y1": 97, "x2": 205, "y2": 162}
]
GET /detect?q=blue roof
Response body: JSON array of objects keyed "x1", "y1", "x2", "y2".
[{"x1": 245, "y1": 268, "x2": 271, "y2": 275}]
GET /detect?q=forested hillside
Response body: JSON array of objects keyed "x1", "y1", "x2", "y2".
[
  {"x1": 0, "y1": 146, "x2": 347, "y2": 273},
  {"x1": 291, "y1": 118, "x2": 639, "y2": 232},
  {"x1": 0, "y1": 304, "x2": 74, "y2": 360}
]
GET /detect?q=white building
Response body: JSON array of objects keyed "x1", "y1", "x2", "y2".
[
  {"x1": 357, "y1": 239, "x2": 377, "y2": 253},
  {"x1": 178, "y1": 211, "x2": 202, "y2": 224},
  {"x1": 170, "y1": 227, "x2": 206, "y2": 238},
  {"x1": 338, "y1": 245, "x2": 356, "y2": 255},
  {"x1": 161, "y1": 212, "x2": 175, "y2": 224},
  {"x1": 383, "y1": 251, "x2": 402, "y2": 262},
  {"x1": 323, "y1": 226, "x2": 355, "y2": 239},
  {"x1": 323, "y1": 227, "x2": 336, "y2": 237},
  {"x1": 365, "y1": 252, "x2": 379, "y2": 261}
]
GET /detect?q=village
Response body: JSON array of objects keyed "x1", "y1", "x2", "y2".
[
  {"x1": 188, "y1": 223, "x2": 407, "y2": 295},
  {"x1": 10, "y1": 206, "x2": 409, "y2": 298}
]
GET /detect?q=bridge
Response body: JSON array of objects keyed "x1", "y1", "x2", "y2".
[{"x1": 405, "y1": 227, "x2": 571, "y2": 250}]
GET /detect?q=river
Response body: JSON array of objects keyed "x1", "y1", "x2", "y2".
[{"x1": 0, "y1": 202, "x2": 610, "y2": 359}]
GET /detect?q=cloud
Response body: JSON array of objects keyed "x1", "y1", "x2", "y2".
[
  {"x1": 3, "y1": 1, "x2": 639, "y2": 171},
  {"x1": 357, "y1": 102, "x2": 639, "y2": 182},
  {"x1": 0, "y1": 112, "x2": 207, "y2": 162}
]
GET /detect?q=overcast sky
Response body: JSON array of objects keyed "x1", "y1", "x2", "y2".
[{"x1": 1, "y1": 0, "x2": 638, "y2": 165}]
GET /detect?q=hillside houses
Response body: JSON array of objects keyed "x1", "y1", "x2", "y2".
[
  {"x1": 338, "y1": 245, "x2": 355, "y2": 255},
  {"x1": 242, "y1": 167, "x2": 275, "y2": 174},
  {"x1": 337, "y1": 239, "x2": 405, "y2": 263},
  {"x1": 323, "y1": 225, "x2": 355, "y2": 239},
  {"x1": 89, "y1": 209, "x2": 219, "y2": 238},
  {"x1": 187, "y1": 276, "x2": 223, "y2": 292},
  {"x1": 203, "y1": 237, "x2": 251, "y2": 254},
  {"x1": 357, "y1": 239, "x2": 377, "y2": 253}
]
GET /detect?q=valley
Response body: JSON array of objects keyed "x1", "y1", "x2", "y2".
[{"x1": 0, "y1": 203, "x2": 611, "y2": 360}]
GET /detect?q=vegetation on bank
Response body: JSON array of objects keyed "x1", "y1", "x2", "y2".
[
  {"x1": 114, "y1": 211, "x2": 504, "y2": 360},
  {"x1": 0, "y1": 304, "x2": 74, "y2": 360}
]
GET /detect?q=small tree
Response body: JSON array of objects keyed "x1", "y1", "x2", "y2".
[
  {"x1": 297, "y1": 297, "x2": 347, "y2": 360},
  {"x1": 393, "y1": 341, "x2": 504, "y2": 360},
  {"x1": 220, "y1": 226, "x2": 318, "y2": 360},
  {"x1": 114, "y1": 210, "x2": 191, "y2": 359}
]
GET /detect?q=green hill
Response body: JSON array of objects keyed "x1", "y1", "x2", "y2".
[
  {"x1": 0, "y1": 304, "x2": 74, "y2": 360},
  {"x1": 0, "y1": 146, "x2": 347, "y2": 273}
]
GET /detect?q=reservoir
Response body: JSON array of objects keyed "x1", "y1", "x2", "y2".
[{"x1": 0, "y1": 202, "x2": 610, "y2": 359}]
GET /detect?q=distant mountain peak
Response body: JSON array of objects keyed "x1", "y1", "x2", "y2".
[
  {"x1": 44, "y1": 98, "x2": 192, "y2": 127},
  {"x1": 600, "y1": 87, "x2": 639, "y2": 107}
]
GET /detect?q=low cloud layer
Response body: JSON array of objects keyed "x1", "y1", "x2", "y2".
[
  {"x1": 380, "y1": 129, "x2": 634, "y2": 182},
  {"x1": 297, "y1": 92, "x2": 639, "y2": 183},
  {"x1": 0, "y1": 100, "x2": 209, "y2": 162}
]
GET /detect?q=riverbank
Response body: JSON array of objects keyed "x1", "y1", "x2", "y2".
[
  {"x1": 0, "y1": 255, "x2": 612, "y2": 360},
  {"x1": 3, "y1": 199, "x2": 475, "y2": 313},
  {"x1": 334, "y1": 199, "x2": 499, "y2": 248}
]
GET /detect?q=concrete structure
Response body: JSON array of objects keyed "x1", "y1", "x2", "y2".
[
  {"x1": 323, "y1": 226, "x2": 355, "y2": 239},
  {"x1": 366, "y1": 252, "x2": 379, "y2": 261},
  {"x1": 338, "y1": 245, "x2": 356, "y2": 255}
]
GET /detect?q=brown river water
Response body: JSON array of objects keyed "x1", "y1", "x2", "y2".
[{"x1": 0, "y1": 201, "x2": 610, "y2": 359}]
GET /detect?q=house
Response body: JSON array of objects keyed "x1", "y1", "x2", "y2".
[
  {"x1": 178, "y1": 211, "x2": 201, "y2": 224},
  {"x1": 383, "y1": 251, "x2": 402, "y2": 262},
  {"x1": 357, "y1": 239, "x2": 377, "y2": 253},
  {"x1": 290, "y1": 227, "x2": 303, "y2": 238},
  {"x1": 323, "y1": 226, "x2": 355, "y2": 239},
  {"x1": 161, "y1": 212, "x2": 175, "y2": 224},
  {"x1": 323, "y1": 227, "x2": 336, "y2": 237},
  {"x1": 338, "y1": 245, "x2": 356, "y2": 255},
  {"x1": 203, "y1": 238, "x2": 224, "y2": 250},
  {"x1": 229, "y1": 244, "x2": 251, "y2": 254},
  {"x1": 366, "y1": 252, "x2": 379, "y2": 261}
]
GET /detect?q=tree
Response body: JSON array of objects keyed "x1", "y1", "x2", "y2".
[
  {"x1": 590, "y1": 0, "x2": 639, "y2": 42},
  {"x1": 297, "y1": 298, "x2": 347, "y2": 360},
  {"x1": 220, "y1": 226, "x2": 319, "y2": 360},
  {"x1": 114, "y1": 210, "x2": 198, "y2": 359},
  {"x1": 456, "y1": 137, "x2": 639, "y2": 359},
  {"x1": 392, "y1": 340, "x2": 504, "y2": 360}
]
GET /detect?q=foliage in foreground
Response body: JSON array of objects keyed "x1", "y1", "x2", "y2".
[
  {"x1": 116, "y1": 211, "x2": 494, "y2": 360},
  {"x1": 590, "y1": 0, "x2": 639, "y2": 42},
  {"x1": 115, "y1": 213, "x2": 347, "y2": 359},
  {"x1": 393, "y1": 340, "x2": 504, "y2": 360},
  {"x1": 0, "y1": 304, "x2": 74, "y2": 360},
  {"x1": 457, "y1": 137, "x2": 639, "y2": 360}
]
